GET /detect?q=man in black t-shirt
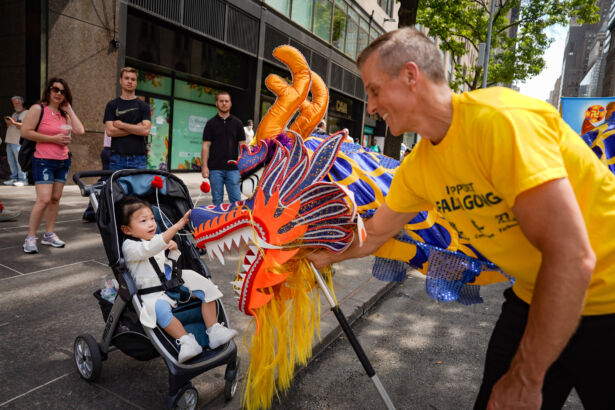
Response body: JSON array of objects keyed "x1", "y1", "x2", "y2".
[
  {"x1": 104, "y1": 67, "x2": 151, "y2": 170},
  {"x1": 201, "y1": 91, "x2": 245, "y2": 205}
]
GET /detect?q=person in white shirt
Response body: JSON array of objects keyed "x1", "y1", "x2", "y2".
[
  {"x1": 243, "y1": 119, "x2": 254, "y2": 145},
  {"x1": 3, "y1": 96, "x2": 28, "y2": 186}
]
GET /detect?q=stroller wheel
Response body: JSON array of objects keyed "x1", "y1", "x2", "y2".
[
  {"x1": 172, "y1": 384, "x2": 198, "y2": 410},
  {"x1": 74, "y1": 334, "x2": 102, "y2": 381},
  {"x1": 224, "y1": 356, "x2": 240, "y2": 401},
  {"x1": 224, "y1": 375, "x2": 238, "y2": 401}
]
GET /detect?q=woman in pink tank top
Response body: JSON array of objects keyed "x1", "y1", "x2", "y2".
[{"x1": 19, "y1": 77, "x2": 85, "y2": 254}]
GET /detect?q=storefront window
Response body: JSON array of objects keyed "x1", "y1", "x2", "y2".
[
  {"x1": 171, "y1": 100, "x2": 218, "y2": 170},
  {"x1": 136, "y1": 71, "x2": 172, "y2": 96},
  {"x1": 291, "y1": 0, "x2": 313, "y2": 30},
  {"x1": 146, "y1": 97, "x2": 170, "y2": 170},
  {"x1": 264, "y1": 0, "x2": 290, "y2": 16},
  {"x1": 174, "y1": 79, "x2": 218, "y2": 104},
  {"x1": 332, "y1": 5, "x2": 347, "y2": 51},
  {"x1": 314, "y1": 0, "x2": 332, "y2": 42}
]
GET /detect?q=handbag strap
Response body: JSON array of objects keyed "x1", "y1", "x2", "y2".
[{"x1": 35, "y1": 103, "x2": 44, "y2": 131}]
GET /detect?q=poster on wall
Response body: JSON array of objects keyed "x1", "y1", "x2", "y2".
[
  {"x1": 171, "y1": 100, "x2": 218, "y2": 170},
  {"x1": 137, "y1": 71, "x2": 172, "y2": 96},
  {"x1": 146, "y1": 97, "x2": 170, "y2": 170},
  {"x1": 560, "y1": 97, "x2": 615, "y2": 135}
]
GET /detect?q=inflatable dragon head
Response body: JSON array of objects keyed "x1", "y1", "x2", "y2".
[{"x1": 191, "y1": 45, "x2": 362, "y2": 318}]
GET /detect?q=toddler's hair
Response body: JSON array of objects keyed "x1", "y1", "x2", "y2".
[{"x1": 116, "y1": 196, "x2": 151, "y2": 227}]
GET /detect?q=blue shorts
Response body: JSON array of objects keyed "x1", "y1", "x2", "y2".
[
  {"x1": 32, "y1": 157, "x2": 71, "y2": 184},
  {"x1": 155, "y1": 290, "x2": 205, "y2": 328}
]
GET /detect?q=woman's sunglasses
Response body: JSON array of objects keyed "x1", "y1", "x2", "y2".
[{"x1": 50, "y1": 86, "x2": 66, "y2": 96}]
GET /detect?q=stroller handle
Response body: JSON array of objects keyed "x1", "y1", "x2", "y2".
[{"x1": 73, "y1": 170, "x2": 114, "y2": 197}]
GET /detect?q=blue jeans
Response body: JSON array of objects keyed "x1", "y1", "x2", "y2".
[
  {"x1": 209, "y1": 169, "x2": 241, "y2": 206},
  {"x1": 109, "y1": 153, "x2": 146, "y2": 170},
  {"x1": 32, "y1": 157, "x2": 71, "y2": 184},
  {"x1": 6, "y1": 143, "x2": 26, "y2": 181},
  {"x1": 155, "y1": 290, "x2": 205, "y2": 328}
]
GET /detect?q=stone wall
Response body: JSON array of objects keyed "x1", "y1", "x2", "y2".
[{"x1": 48, "y1": 0, "x2": 119, "y2": 181}]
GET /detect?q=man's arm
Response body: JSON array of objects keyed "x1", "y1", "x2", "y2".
[
  {"x1": 105, "y1": 120, "x2": 129, "y2": 137},
  {"x1": 308, "y1": 202, "x2": 417, "y2": 269},
  {"x1": 201, "y1": 141, "x2": 211, "y2": 178},
  {"x1": 487, "y1": 178, "x2": 595, "y2": 409},
  {"x1": 113, "y1": 120, "x2": 152, "y2": 136}
]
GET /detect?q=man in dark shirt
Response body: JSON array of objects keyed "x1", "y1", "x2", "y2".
[
  {"x1": 201, "y1": 91, "x2": 245, "y2": 205},
  {"x1": 104, "y1": 67, "x2": 151, "y2": 170}
]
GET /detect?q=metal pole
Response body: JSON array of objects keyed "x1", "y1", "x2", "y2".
[
  {"x1": 482, "y1": 0, "x2": 496, "y2": 88},
  {"x1": 309, "y1": 263, "x2": 396, "y2": 410}
]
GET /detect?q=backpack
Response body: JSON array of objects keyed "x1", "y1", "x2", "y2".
[{"x1": 18, "y1": 103, "x2": 44, "y2": 173}]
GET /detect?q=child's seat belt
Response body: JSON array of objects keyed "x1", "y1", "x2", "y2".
[{"x1": 138, "y1": 257, "x2": 191, "y2": 303}]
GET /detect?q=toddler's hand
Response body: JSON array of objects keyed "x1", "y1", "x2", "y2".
[
  {"x1": 166, "y1": 240, "x2": 178, "y2": 251},
  {"x1": 175, "y1": 209, "x2": 192, "y2": 230}
]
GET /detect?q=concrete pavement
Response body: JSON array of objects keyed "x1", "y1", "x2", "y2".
[{"x1": 0, "y1": 172, "x2": 396, "y2": 409}]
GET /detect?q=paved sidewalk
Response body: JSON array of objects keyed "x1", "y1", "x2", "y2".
[{"x1": 0, "y1": 172, "x2": 397, "y2": 409}]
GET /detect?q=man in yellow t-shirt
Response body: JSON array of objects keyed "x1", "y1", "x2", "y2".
[{"x1": 309, "y1": 27, "x2": 615, "y2": 409}]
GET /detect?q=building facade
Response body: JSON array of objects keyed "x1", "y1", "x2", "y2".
[{"x1": 0, "y1": 0, "x2": 398, "y2": 179}]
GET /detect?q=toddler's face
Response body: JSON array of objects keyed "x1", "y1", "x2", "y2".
[{"x1": 123, "y1": 207, "x2": 157, "y2": 240}]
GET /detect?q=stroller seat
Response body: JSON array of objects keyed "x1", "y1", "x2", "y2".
[{"x1": 72, "y1": 169, "x2": 240, "y2": 409}]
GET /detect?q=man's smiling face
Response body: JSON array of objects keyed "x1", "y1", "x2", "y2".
[{"x1": 361, "y1": 51, "x2": 415, "y2": 136}]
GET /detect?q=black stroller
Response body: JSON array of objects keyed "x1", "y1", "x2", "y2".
[{"x1": 72, "y1": 169, "x2": 239, "y2": 409}]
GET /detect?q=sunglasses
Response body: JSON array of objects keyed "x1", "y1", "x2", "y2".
[{"x1": 50, "y1": 86, "x2": 66, "y2": 96}]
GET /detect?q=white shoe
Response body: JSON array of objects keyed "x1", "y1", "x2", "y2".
[
  {"x1": 3, "y1": 179, "x2": 15, "y2": 185},
  {"x1": 12, "y1": 181, "x2": 25, "y2": 187},
  {"x1": 207, "y1": 323, "x2": 238, "y2": 349},
  {"x1": 177, "y1": 333, "x2": 202, "y2": 363}
]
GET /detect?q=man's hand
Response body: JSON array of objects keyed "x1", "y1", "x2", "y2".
[
  {"x1": 307, "y1": 249, "x2": 338, "y2": 270},
  {"x1": 113, "y1": 120, "x2": 124, "y2": 130},
  {"x1": 487, "y1": 370, "x2": 542, "y2": 409},
  {"x1": 201, "y1": 165, "x2": 209, "y2": 179}
]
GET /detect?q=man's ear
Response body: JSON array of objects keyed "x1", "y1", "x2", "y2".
[{"x1": 403, "y1": 62, "x2": 419, "y2": 88}]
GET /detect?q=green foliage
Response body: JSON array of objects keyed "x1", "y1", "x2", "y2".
[{"x1": 412, "y1": 0, "x2": 599, "y2": 90}]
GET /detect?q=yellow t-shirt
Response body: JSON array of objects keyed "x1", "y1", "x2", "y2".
[{"x1": 386, "y1": 87, "x2": 615, "y2": 315}]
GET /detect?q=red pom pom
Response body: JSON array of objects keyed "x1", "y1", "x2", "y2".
[
  {"x1": 151, "y1": 176, "x2": 164, "y2": 189},
  {"x1": 200, "y1": 181, "x2": 210, "y2": 193}
]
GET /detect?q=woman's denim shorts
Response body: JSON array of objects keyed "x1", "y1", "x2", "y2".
[{"x1": 32, "y1": 157, "x2": 71, "y2": 184}]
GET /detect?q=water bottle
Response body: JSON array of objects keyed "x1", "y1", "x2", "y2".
[{"x1": 100, "y1": 274, "x2": 117, "y2": 303}]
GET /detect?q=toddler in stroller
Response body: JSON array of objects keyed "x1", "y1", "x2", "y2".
[
  {"x1": 118, "y1": 195, "x2": 237, "y2": 362},
  {"x1": 72, "y1": 169, "x2": 240, "y2": 409}
]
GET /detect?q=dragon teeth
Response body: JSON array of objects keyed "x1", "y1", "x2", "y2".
[{"x1": 211, "y1": 244, "x2": 225, "y2": 265}]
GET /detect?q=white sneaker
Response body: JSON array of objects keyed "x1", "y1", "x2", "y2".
[
  {"x1": 3, "y1": 179, "x2": 15, "y2": 185},
  {"x1": 206, "y1": 323, "x2": 238, "y2": 349},
  {"x1": 177, "y1": 333, "x2": 202, "y2": 363},
  {"x1": 12, "y1": 181, "x2": 25, "y2": 187}
]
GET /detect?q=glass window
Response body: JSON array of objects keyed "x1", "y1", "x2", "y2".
[
  {"x1": 264, "y1": 0, "x2": 290, "y2": 16},
  {"x1": 171, "y1": 100, "x2": 218, "y2": 170},
  {"x1": 346, "y1": 8, "x2": 358, "y2": 58},
  {"x1": 314, "y1": 0, "x2": 332, "y2": 42},
  {"x1": 358, "y1": 27, "x2": 369, "y2": 55},
  {"x1": 136, "y1": 71, "x2": 172, "y2": 96},
  {"x1": 146, "y1": 97, "x2": 170, "y2": 170},
  {"x1": 291, "y1": 0, "x2": 313, "y2": 30},
  {"x1": 332, "y1": 6, "x2": 347, "y2": 51},
  {"x1": 174, "y1": 79, "x2": 219, "y2": 105}
]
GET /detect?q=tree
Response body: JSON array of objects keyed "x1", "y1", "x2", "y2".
[{"x1": 411, "y1": 0, "x2": 599, "y2": 91}]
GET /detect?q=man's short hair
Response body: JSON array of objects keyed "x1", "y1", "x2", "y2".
[
  {"x1": 10, "y1": 96, "x2": 24, "y2": 103},
  {"x1": 120, "y1": 67, "x2": 138, "y2": 79},
  {"x1": 357, "y1": 27, "x2": 446, "y2": 84},
  {"x1": 216, "y1": 91, "x2": 231, "y2": 101}
]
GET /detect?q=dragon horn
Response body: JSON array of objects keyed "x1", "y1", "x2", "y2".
[
  {"x1": 289, "y1": 71, "x2": 329, "y2": 140},
  {"x1": 255, "y1": 45, "x2": 311, "y2": 142}
]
